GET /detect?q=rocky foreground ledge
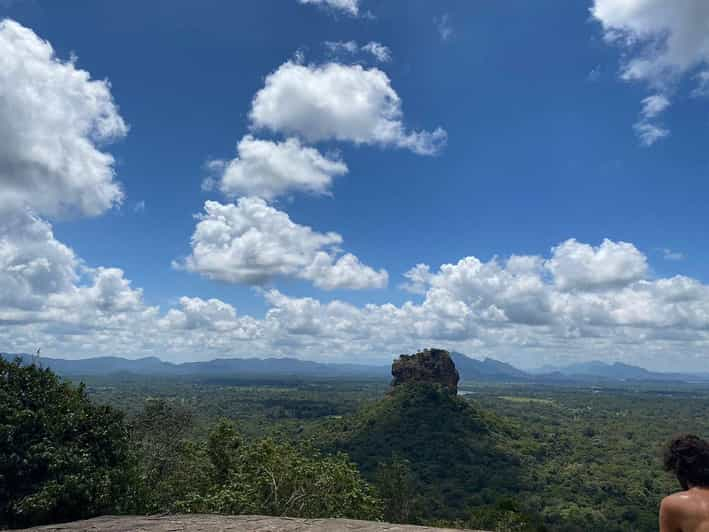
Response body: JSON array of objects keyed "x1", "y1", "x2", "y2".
[{"x1": 20, "y1": 515, "x2": 487, "y2": 532}]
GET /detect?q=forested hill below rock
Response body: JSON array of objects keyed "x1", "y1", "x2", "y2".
[
  {"x1": 319, "y1": 382, "x2": 524, "y2": 523},
  {"x1": 314, "y1": 351, "x2": 531, "y2": 526},
  {"x1": 18, "y1": 515, "x2": 489, "y2": 532}
]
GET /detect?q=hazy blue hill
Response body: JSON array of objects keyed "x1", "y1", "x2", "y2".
[
  {"x1": 564, "y1": 361, "x2": 654, "y2": 379},
  {"x1": 6, "y1": 351, "x2": 708, "y2": 383},
  {"x1": 0, "y1": 352, "x2": 388, "y2": 379},
  {"x1": 175, "y1": 357, "x2": 388, "y2": 378},
  {"x1": 533, "y1": 359, "x2": 709, "y2": 382},
  {"x1": 0, "y1": 353, "x2": 173, "y2": 375},
  {"x1": 450, "y1": 352, "x2": 530, "y2": 381}
]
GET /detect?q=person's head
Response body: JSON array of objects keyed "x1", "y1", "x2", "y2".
[{"x1": 663, "y1": 434, "x2": 709, "y2": 489}]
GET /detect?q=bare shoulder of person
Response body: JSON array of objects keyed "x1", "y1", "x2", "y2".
[{"x1": 660, "y1": 493, "x2": 687, "y2": 532}]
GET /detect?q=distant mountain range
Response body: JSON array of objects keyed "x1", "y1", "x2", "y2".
[
  {"x1": 529, "y1": 360, "x2": 709, "y2": 383},
  {"x1": 450, "y1": 352, "x2": 529, "y2": 381},
  {"x1": 3, "y1": 351, "x2": 709, "y2": 384},
  {"x1": 0, "y1": 352, "x2": 387, "y2": 379}
]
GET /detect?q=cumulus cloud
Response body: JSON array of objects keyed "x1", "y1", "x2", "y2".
[
  {"x1": 0, "y1": 210, "x2": 152, "y2": 327},
  {"x1": 207, "y1": 135, "x2": 348, "y2": 200},
  {"x1": 591, "y1": 0, "x2": 709, "y2": 85},
  {"x1": 249, "y1": 61, "x2": 446, "y2": 155},
  {"x1": 401, "y1": 263, "x2": 433, "y2": 294},
  {"x1": 546, "y1": 239, "x2": 648, "y2": 291},
  {"x1": 0, "y1": 210, "x2": 79, "y2": 314},
  {"x1": 5, "y1": 234, "x2": 709, "y2": 368},
  {"x1": 591, "y1": 0, "x2": 709, "y2": 143},
  {"x1": 298, "y1": 0, "x2": 359, "y2": 16},
  {"x1": 159, "y1": 297, "x2": 259, "y2": 338},
  {"x1": 0, "y1": 19, "x2": 127, "y2": 218},
  {"x1": 177, "y1": 198, "x2": 388, "y2": 290}
]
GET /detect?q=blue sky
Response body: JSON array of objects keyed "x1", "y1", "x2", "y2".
[{"x1": 2, "y1": 0, "x2": 709, "y2": 370}]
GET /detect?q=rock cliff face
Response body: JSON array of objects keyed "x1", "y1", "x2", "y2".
[
  {"x1": 20, "y1": 515, "x2": 487, "y2": 531},
  {"x1": 391, "y1": 348, "x2": 459, "y2": 394}
]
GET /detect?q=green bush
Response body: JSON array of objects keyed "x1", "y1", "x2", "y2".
[
  {"x1": 0, "y1": 358, "x2": 131, "y2": 528},
  {"x1": 176, "y1": 422, "x2": 382, "y2": 520}
]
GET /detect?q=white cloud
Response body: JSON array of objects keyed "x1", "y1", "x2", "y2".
[
  {"x1": 303, "y1": 252, "x2": 389, "y2": 290},
  {"x1": 401, "y1": 263, "x2": 433, "y2": 294},
  {"x1": 208, "y1": 135, "x2": 348, "y2": 200},
  {"x1": 325, "y1": 40, "x2": 392, "y2": 63},
  {"x1": 435, "y1": 13, "x2": 454, "y2": 42},
  {"x1": 159, "y1": 297, "x2": 259, "y2": 337},
  {"x1": 298, "y1": 0, "x2": 359, "y2": 16},
  {"x1": 0, "y1": 210, "x2": 153, "y2": 329},
  {"x1": 5, "y1": 233, "x2": 709, "y2": 369},
  {"x1": 693, "y1": 70, "x2": 709, "y2": 97},
  {"x1": 48, "y1": 266, "x2": 146, "y2": 316},
  {"x1": 591, "y1": 0, "x2": 709, "y2": 85},
  {"x1": 634, "y1": 121, "x2": 669, "y2": 146},
  {"x1": 640, "y1": 94, "x2": 670, "y2": 118},
  {"x1": 177, "y1": 198, "x2": 387, "y2": 290},
  {"x1": 660, "y1": 248, "x2": 685, "y2": 261},
  {"x1": 591, "y1": 0, "x2": 709, "y2": 143},
  {"x1": 546, "y1": 239, "x2": 648, "y2": 291},
  {"x1": 324, "y1": 40, "x2": 359, "y2": 55},
  {"x1": 362, "y1": 41, "x2": 391, "y2": 62},
  {"x1": 0, "y1": 19, "x2": 127, "y2": 218},
  {"x1": 633, "y1": 93, "x2": 671, "y2": 145},
  {"x1": 0, "y1": 210, "x2": 79, "y2": 314},
  {"x1": 249, "y1": 61, "x2": 446, "y2": 155}
]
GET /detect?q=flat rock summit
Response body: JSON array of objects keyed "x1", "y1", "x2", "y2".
[
  {"x1": 20, "y1": 515, "x2": 487, "y2": 531},
  {"x1": 391, "y1": 348, "x2": 459, "y2": 394}
]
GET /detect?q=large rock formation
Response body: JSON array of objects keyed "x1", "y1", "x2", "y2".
[
  {"x1": 391, "y1": 348, "x2": 459, "y2": 394},
  {"x1": 19, "y1": 515, "x2": 488, "y2": 531}
]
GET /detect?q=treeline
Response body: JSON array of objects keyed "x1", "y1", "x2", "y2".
[{"x1": 0, "y1": 358, "x2": 379, "y2": 529}]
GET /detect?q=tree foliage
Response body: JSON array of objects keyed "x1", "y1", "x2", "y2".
[
  {"x1": 126, "y1": 404, "x2": 381, "y2": 520},
  {"x1": 322, "y1": 383, "x2": 524, "y2": 522},
  {"x1": 0, "y1": 358, "x2": 131, "y2": 528}
]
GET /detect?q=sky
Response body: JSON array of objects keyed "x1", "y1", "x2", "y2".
[{"x1": 2, "y1": 0, "x2": 709, "y2": 371}]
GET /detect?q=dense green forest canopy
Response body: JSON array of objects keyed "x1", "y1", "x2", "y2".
[{"x1": 3, "y1": 358, "x2": 709, "y2": 531}]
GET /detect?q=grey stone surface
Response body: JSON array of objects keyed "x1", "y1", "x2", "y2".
[{"x1": 20, "y1": 515, "x2": 487, "y2": 532}]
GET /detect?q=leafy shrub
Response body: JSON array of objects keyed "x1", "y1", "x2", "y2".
[
  {"x1": 0, "y1": 358, "x2": 131, "y2": 528},
  {"x1": 176, "y1": 422, "x2": 382, "y2": 520}
]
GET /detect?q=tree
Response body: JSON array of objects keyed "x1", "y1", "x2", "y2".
[
  {"x1": 375, "y1": 455, "x2": 420, "y2": 523},
  {"x1": 129, "y1": 398, "x2": 210, "y2": 513},
  {"x1": 207, "y1": 418, "x2": 241, "y2": 484},
  {"x1": 0, "y1": 358, "x2": 131, "y2": 528},
  {"x1": 184, "y1": 437, "x2": 382, "y2": 520}
]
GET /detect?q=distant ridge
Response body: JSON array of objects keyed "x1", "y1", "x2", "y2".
[
  {"x1": 3, "y1": 351, "x2": 708, "y2": 384},
  {"x1": 530, "y1": 360, "x2": 709, "y2": 383},
  {"x1": 451, "y1": 352, "x2": 529, "y2": 381},
  {"x1": 0, "y1": 352, "x2": 388, "y2": 379}
]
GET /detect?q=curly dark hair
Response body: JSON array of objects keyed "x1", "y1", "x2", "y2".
[{"x1": 663, "y1": 434, "x2": 709, "y2": 489}]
